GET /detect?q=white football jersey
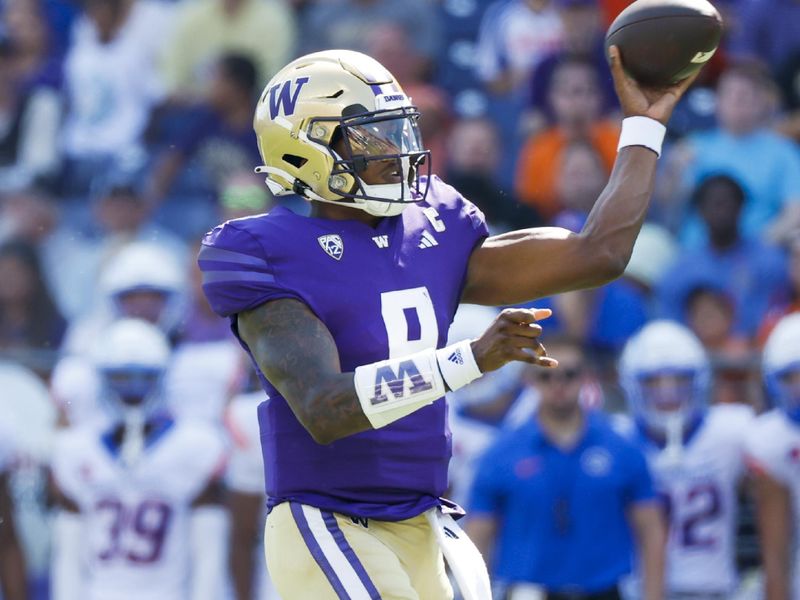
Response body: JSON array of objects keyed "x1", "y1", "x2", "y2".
[
  {"x1": 641, "y1": 404, "x2": 753, "y2": 594},
  {"x1": 51, "y1": 420, "x2": 226, "y2": 600},
  {"x1": 744, "y1": 409, "x2": 800, "y2": 596},
  {"x1": 225, "y1": 391, "x2": 265, "y2": 495},
  {"x1": 0, "y1": 420, "x2": 14, "y2": 473},
  {"x1": 165, "y1": 340, "x2": 242, "y2": 423}
]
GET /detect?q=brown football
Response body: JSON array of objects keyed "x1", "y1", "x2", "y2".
[{"x1": 605, "y1": 0, "x2": 723, "y2": 87}]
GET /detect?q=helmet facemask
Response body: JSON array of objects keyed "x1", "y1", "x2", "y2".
[
  {"x1": 767, "y1": 361, "x2": 800, "y2": 423},
  {"x1": 310, "y1": 105, "x2": 431, "y2": 216},
  {"x1": 636, "y1": 369, "x2": 705, "y2": 445},
  {"x1": 99, "y1": 364, "x2": 165, "y2": 467}
]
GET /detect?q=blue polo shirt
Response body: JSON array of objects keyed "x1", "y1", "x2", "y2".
[{"x1": 468, "y1": 411, "x2": 656, "y2": 592}]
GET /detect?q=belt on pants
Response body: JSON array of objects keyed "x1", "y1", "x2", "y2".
[{"x1": 546, "y1": 586, "x2": 621, "y2": 600}]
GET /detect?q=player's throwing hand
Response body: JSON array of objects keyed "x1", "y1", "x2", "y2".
[{"x1": 608, "y1": 44, "x2": 701, "y2": 125}]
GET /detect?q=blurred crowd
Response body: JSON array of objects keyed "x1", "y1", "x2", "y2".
[{"x1": 1, "y1": 0, "x2": 800, "y2": 598}]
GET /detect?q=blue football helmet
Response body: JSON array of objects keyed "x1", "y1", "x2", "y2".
[
  {"x1": 763, "y1": 313, "x2": 800, "y2": 423},
  {"x1": 619, "y1": 320, "x2": 710, "y2": 437}
]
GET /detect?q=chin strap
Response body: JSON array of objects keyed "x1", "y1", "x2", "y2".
[
  {"x1": 660, "y1": 413, "x2": 685, "y2": 466},
  {"x1": 120, "y1": 409, "x2": 146, "y2": 468}
]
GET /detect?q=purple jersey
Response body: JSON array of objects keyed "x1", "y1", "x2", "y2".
[{"x1": 199, "y1": 176, "x2": 488, "y2": 520}]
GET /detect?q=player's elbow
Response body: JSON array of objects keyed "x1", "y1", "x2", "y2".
[
  {"x1": 295, "y1": 399, "x2": 342, "y2": 446},
  {"x1": 595, "y1": 252, "x2": 629, "y2": 282},
  {"x1": 307, "y1": 425, "x2": 337, "y2": 446},
  {"x1": 578, "y1": 238, "x2": 630, "y2": 286}
]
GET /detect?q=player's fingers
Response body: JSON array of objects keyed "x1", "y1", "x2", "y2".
[
  {"x1": 608, "y1": 45, "x2": 635, "y2": 90},
  {"x1": 652, "y1": 69, "x2": 703, "y2": 114},
  {"x1": 506, "y1": 323, "x2": 543, "y2": 338},
  {"x1": 506, "y1": 348, "x2": 559, "y2": 367},
  {"x1": 500, "y1": 307, "x2": 552, "y2": 325},
  {"x1": 537, "y1": 356, "x2": 559, "y2": 368},
  {"x1": 672, "y1": 67, "x2": 703, "y2": 96}
]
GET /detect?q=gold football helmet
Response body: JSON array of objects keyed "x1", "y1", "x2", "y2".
[{"x1": 253, "y1": 50, "x2": 430, "y2": 217}]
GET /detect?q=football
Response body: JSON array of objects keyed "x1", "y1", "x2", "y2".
[{"x1": 605, "y1": 0, "x2": 723, "y2": 87}]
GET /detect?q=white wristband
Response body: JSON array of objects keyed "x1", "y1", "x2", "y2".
[
  {"x1": 435, "y1": 340, "x2": 483, "y2": 392},
  {"x1": 617, "y1": 116, "x2": 666, "y2": 157},
  {"x1": 355, "y1": 348, "x2": 446, "y2": 429}
]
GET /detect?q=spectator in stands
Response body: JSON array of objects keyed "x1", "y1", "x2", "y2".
[
  {"x1": 0, "y1": 34, "x2": 61, "y2": 192},
  {"x1": 729, "y1": 0, "x2": 800, "y2": 76},
  {"x1": 758, "y1": 236, "x2": 800, "y2": 345},
  {"x1": 0, "y1": 186, "x2": 97, "y2": 321},
  {"x1": 657, "y1": 174, "x2": 788, "y2": 337},
  {"x1": 3, "y1": 0, "x2": 62, "y2": 89},
  {"x1": 525, "y1": 0, "x2": 616, "y2": 135},
  {"x1": 466, "y1": 337, "x2": 665, "y2": 599},
  {"x1": 663, "y1": 62, "x2": 800, "y2": 245},
  {"x1": 60, "y1": 0, "x2": 173, "y2": 194},
  {"x1": 550, "y1": 140, "x2": 606, "y2": 231},
  {"x1": 444, "y1": 117, "x2": 539, "y2": 231},
  {"x1": 147, "y1": 53, "x2": 260, "y2": 208},
  {"x1": 160, "y1": 0, "x2": 295, "y2": 100},
  {"x1": 218, "y1": 171, "x2": 274, "y2": 223},
  {"x1": 302, "y1": 0, "x2": 441, "y2": 69},
  {"x1": 0, "y1": 239, "x2": 66, "y2": 356},
  {"x1": 91, "y1": 160, "x2": 187, "y2": 260},
  {"x1": 515, "y1": 58, "x2": 619, "y2": 221},
  {"x1": 473, "y1": 0, "x2": 563, "y2": 95},
  {"x1": 684, "y1": 285, "x2": 760, "y2": 407}
]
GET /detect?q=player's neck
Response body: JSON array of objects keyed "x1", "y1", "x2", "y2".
[
  {"x1": 709, "y1": 229, "x2": 739, "y2": 251},
  {"x1": 537, "y1": 404, "x2": 585, "y2": 448},
  {"x1": 309, "y1": 201, "x2": 382, "y2": 228}
]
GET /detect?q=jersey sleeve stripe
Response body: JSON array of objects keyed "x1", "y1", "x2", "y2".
[
  {"x1": 289, "y1": 503, "x2": 376, "y2": 600},
  {"x1": 321, "y1": 511, "x2": 382, "y2": 599},
  {"x1": 201, "y1": 270, "x2": 276, "y2": 285},
  {"x1": 198, "y1": 245, "x2": 269, "y2": 268}
]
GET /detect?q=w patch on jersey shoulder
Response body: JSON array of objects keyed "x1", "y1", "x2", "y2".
[{"x1": 318, "y1": 234, "x2": 344, "y2": 260}]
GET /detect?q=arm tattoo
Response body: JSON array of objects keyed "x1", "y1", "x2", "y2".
[{"x1": 237, "y1": 299, "x2": 371, "y2": 443}]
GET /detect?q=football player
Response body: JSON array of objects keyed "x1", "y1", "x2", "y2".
[
  {"x1": 620, "y1": 321, "x2": 753, "y2": 598},
  {"x1": 745, "y1": 313, "x2": 800, "y2": 600},
  {"x1": 0, "y1": 423, "x2": 26, "y2": 600},
  {"x1": 52, "y1": 241, "x2": 188, "y2": 428},
  {"x1": 198, "y1": 48, "x2": 699, "y2": 598},
  {"x1": 50, "y1": 319, "x2": 228, "y2": 600}
]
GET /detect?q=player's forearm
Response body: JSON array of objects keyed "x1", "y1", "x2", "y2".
[
  {"x1": 764, "y1": 563, "x2": 791, "y2": 600},
  {"x1": 299, "y1": 375, "x2": 373, "y2": 444},
  {"x1": 463, "y1": 147, "x2": 658, "y2": 305},
  {"x1": 579, "y1": 146, "x2": 658, "y2": 281},
  {"x1": 228, "y1": 492, "x2": 263, "y2": 600},
  {"x1": 0, "y1": 542, "x2": 27, "y2": 600},
  {"x1": 762, "y1": 546, "x2": 792, "y2": 600},
  {"x1": 238, "y1": 300, "x2": 373, "y2": 444},
  {"x1": 631, "y1": 504, "x2": 666, "y2": 600}
]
